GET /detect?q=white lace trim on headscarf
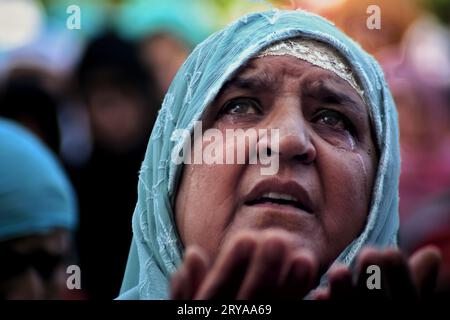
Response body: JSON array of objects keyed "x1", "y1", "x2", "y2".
[{"x1": 257, "y1": 38, "x2": 364, "y2": 99}]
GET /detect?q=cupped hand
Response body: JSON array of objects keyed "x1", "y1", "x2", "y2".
[
  {"x1": 312, "y1": 246, "x2": 442, "y2": 300},
  {"x1": 170, "y1": 229, "x2": 320, "y2": 300}
]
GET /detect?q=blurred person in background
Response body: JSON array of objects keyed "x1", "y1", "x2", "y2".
[
  {"x1": 71, "y1": 31, "x2": 159, "y2": 299},
  {"x1": 139, "y1": 32, "x2": 191, "y2": 98},
  {"x1": 115, "y1": 0, "x2": 213, "y2": 101},
  {"x1": 0, "y1": 118, "x2": 78, "y2": 299},
  {"x1": 0, "y1": 71, "x2": 62, "y2": 154}
]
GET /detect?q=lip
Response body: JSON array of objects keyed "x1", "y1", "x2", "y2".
[{"x1": 243, "y1": 178, "x2": 315, "y2": 215}]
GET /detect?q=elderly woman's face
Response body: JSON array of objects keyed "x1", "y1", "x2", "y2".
[{"x1": 175, "y1": 55, "x2": 378, "y2": 270}]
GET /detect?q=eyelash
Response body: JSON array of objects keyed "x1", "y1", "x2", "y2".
[
  {"x1": 311, "y1": 108, "x2": 356, "y2": 134},
  {"x1": 218, "y1": 98, "x2": 356, "y2": 135},
  {"x1": 219, "y1": 97, "x2": 262, "y2": 117}
]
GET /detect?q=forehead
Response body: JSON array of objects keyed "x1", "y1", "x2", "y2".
[
  {"x1": 233, "y1": 56, "x2": 358, "y2": 92},
  {"x1": 219, "y1": 56, "x2": 366, "y2": 108},
  {"x1": 240, "y1": 56, "x2": 320, "y2": 78}
]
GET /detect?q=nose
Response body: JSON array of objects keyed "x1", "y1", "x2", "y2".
[{"x1": 260, "y1": 99, "x2": 316, "y2": 165}]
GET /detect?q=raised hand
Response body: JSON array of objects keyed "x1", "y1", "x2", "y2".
[
  {"x1": 313, "y1": 246, "x2": 442, "y2": 300},
  {"x1": 171, "y1": 229, "x2": 319, "y2": 300}
]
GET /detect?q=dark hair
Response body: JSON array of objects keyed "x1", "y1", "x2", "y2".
[
  {"x1": 76, "y1": 30, "x2": 155, "y2": 99},
  {"x1": 0, "y1": 77, "x2": 61, "y2": 153}
]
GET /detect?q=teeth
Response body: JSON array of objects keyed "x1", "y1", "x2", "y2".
[{"x1": 261, "y1": 192, "x2": 298, "y2": 202}]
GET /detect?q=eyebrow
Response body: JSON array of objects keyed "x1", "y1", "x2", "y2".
[
  {"x1": 219, "y1": 71, "x2": 366, "y2": 115},
  {"x1": 220, "y1": 72, "x2": 277, "y2": 93},
  {"x1": 304, "y1": 80, "x2": 366, "y2": 115}
]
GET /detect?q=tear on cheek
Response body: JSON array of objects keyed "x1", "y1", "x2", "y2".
[
  {"x1": 351, "y1": 153, "x2": 371, "y2": 200},
  {"x1": 314, "y1": 126, "x2": 356, "y2": 152},
  {"x1": 327, "y1": 131, "x2": 356, "y2": 152},
  {"x1": 355, "y1": 153, "x2": 368, "y2": 177}
]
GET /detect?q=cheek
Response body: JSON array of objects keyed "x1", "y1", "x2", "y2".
[
  {"x1": 175, "y1": 162, "x2": 244, "y2": 257},
  {"x1": 175, "y1": 124, "x2": 257, "y2": 256},
  {"x1": 317, "y1": 146, "x2": 376, "y2": 260}
]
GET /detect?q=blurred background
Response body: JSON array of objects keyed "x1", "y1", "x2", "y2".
[{"x1": 0, "y1": 0, "x2": 449, "y2": 299}]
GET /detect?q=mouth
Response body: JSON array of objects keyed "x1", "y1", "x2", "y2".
[{"x1": 244, "y1": 179, "x2": 314, "y2": 215}]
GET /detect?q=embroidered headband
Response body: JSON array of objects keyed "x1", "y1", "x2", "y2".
[{"x1": 257, "y1": 38, "x2": 365, "y2": 99}]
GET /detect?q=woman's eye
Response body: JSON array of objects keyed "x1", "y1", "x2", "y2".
[
  {"x1": 221, "y1": 98, "x2": 261, "y2": 116},
  {"x1": 313, "y1": 109, "x2": 349, "y2": 131}
]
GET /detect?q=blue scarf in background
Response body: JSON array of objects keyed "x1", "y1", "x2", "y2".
[{"x1": 0, "y1": 119, "x2": 78, "y2": 242}]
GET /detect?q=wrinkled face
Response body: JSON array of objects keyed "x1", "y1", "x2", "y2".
[
  {"x1": 0, "y1": 229, "x2": 71, "y2": 300},
  {"x1": 175, "y1": 55, "x2": 378, "y2": 271},
  {"x1": 88, "y1": 83, "x2": 148, "y2": 152}
]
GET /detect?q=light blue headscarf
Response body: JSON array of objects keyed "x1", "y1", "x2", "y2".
[
  {"x1": 0, "y1": 118, "x2": 78, "y2": 242},
  {"x1": 119, "y1": 9, "x2": 400, "y2": 299}
]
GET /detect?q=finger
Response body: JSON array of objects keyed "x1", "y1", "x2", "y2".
[
  {"x1": 355, "y1": 247, "x2": 388, "y2": 300},
  {"x1": 382, "y1": 248, "x2": 418, "y2": 300},
  {"x1": 236, "y1": 235, "x2": 287, "y2": 299},
  {"x1": 409, "y1": 245, "x2": 442, "y2": 298},
  {"x1": 311, "y1": 287, "x2": 330, "y2": 300},
  {"x1": 194, "y1": 233, "x2": 257, "y2": 300},
  {"x1": 183, "y1": 246, "x2": 211, "y2": 299},
  {"x1": 327, "y1": 264, "x2": 354, "y2": 300},
  {"x1": 277, "y1": 249, "x2": 318, "y2": 300},
  {"x1": 170, "y1": 265, "x2": 190, "y2": 300}
]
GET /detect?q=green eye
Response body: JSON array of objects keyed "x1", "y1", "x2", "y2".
[{"x1": 222, "y1": 98, "x2": 261, "y2": 115}]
